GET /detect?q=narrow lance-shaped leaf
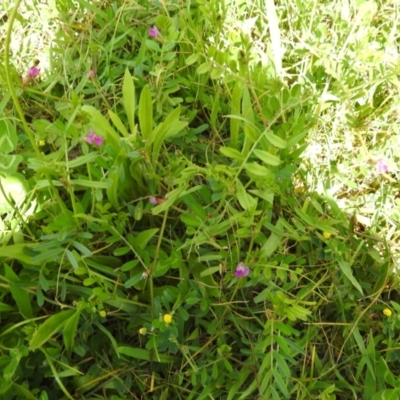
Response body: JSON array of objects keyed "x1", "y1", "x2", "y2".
[
  {"x1": 230, "y1": 81, "x2": 242, "y2": 149},
  {"x1": 262, "y1": 130, "x2": 287, "y2": 149},
  {"x1": 236, "y1": 179, "x2": 257, "y2": 211},
  {"x1": 338, "y1": 260, "x2": 364, "y2": 295},
  {"x1": 253, "y1": 149, "x2": 281, "y2": 166},
  {"x1": 139, "y1": 85, "x2": 153, "y2": 141},
  {"x1": 123, "y1": 68, "x2": 136, "y2": 136},
  {"x1": 63, "y1": 308, "x2": 82, "y2": 358},
  {"x1": 150, "y1": 107, "x2": 188, "y2": 164},
  {"x1": 108, "y1": 110, "x2": 130, "y2": 137},
  {"x1": 4, "y1": 264, "x2": 33, "y2": 319},
  {"x1": 30, "y1": 310, "x2": 75, "y2": 350}
]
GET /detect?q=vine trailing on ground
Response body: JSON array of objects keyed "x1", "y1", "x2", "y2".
[{"x1": 0, "y1": 0, "x2": 400, "y2": 399}]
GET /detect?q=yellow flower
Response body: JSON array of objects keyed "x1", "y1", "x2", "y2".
[
  {"x1": 99, "y1": 310, "x2": 107, "y2": 318},
  {"x1": 323, "y1": 232, "x2": 331, "y2": 239},
  {"x1": 139, "y1": 327, "x2": 147, "y2": 335},
  {"x1": 383, "y1": 308, "x2": 392, "y2": 317},
  {"x1": 163, "y1": 314, "x2": 173, "y2": 324},
  {"x1": 39, "y1": 140, "x2": 46, "y2": 146},
  {"x1": 295, "y1": 185, "x2": 304, "y2": 193}
]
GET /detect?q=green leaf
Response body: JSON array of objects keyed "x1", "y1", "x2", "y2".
[
  {"x1": 135, "y1": 228, "x2": 159, "y2": 249},
  {"x1": 0, "y1": 173, "x2": 29, "y2": 213},
  {"x1": 249, "y1": 189, "x2": 274, "y2": 203},
  {"x1": 262, "y1": 219, "x2": 284, "y2": 257},
  {"x1": 39, "y1": 272, "x2": 49, "y2": 292},
  {"x1": 185, "y1": 53, "x2": 200, "y2": 66},
  {"x1": 40, "y1": 347, "x2": 75, "y2": 400},
  {"x1": 230, "y1": 81, "x2": 242, "y2": 149},
  {"x1": 65, "y1": 249, "x2": 79, "y2": 270},
  {"x1": 338, "y1": 260, "x2": 364, "y2": 295},
  {"x1": 71, "y1": 179, "x2": 112, "y2": 189},
  {"x1": 263, "y1": 130, "x2": 287, "y2": 149},
  {"x1": 200, "y1": 266, "x2": 220, "y2": 277},
  {"x1": 150, "y1": 107, "x2": 188, "y2": 164},
  {"x1": 67, "y1": 152, "x2": 98, "y2": 168},
  {"x1": 273, "y1": 368, "x2": 290, "y2": 397},
  {"x1": 236, "y1": 179, "x2": 257, "y2": 211},
  {"x1": 371, "y1": 390, "x2": 400, "y2": 400},
  {"x1": 0, "y1": 120, "x2": 17, "y2": 153},
  {"x1": 253, "y1": 149, "x2": 281, "y2": 166},
  {"x1": 146, "y1": 39, "x2": 161, "y2": 52},
  {"x1": 265, "y1": 0, "x2": 282, "y2": 75},
  {"x1": 243, "y1": 163, "x2": 270, "y2": 176},
  {"x1": 210, "y1": 67, "x2": 224, "y2": 80},
  {"x1": 63, "y1": 309, "x2": 81, "y2": 358},
  {"x1": 181, "y1": 213, "x2": 202, "y2": 228},
  {"x1": 0, "y1": 154, "x2": 23, "y2": 174},
  {"x1": 123, "y1": 68, "x2": 136, "y2": 136},
  {"x1": 95, "y1": 322, "x2": 119, "y2": 357},
  {"x1": 30, "y1": 310, "x2": 75, "y2": 350},
  {"x1": 196, "y1": 61, "x2": 212, "y2": 75},
  {"x1": 227, "y1": 366, "x2": 252, "y2": 400},
  {"x1": 4, "y1": 264, "x2": 32, "y2": 319},
  {"x1": 108, "y1": 110, "x2": 130, "y2": 137},
  {"x1": 139, "y1": 85, "x2": 153, "y2": 141},
  {"x1": 118, "y1": 346, "x2": 172, "y2": 363},
  {"x1": 0, "y1": 244, "x2": 37, "y2": 264},
  {"x1": 219, "y1": 146, "x2": 245, "y2": 160},
  {"x1": 152, "y1": 185, "x2": 187, "y2": 215},
  {"x1": 106, "y1": 149, "x2": 126, "y2": 208},
  {"x1": 0, "y1": 302, "x2": 14, "y2": 312}
]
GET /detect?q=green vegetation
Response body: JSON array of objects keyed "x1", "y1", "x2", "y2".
[{"x1": 1, "y1": 0, "x2": 400, "y2": 399}]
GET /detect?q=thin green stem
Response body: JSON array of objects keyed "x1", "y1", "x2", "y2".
[{"x1": 149, "y1": 210, "x2": 169, "y2": 318}]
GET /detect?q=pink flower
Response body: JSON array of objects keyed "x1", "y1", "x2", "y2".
[
  {"x1": 148, "y1": 26, "x2": 159, "y2": 38},
  {"x1": 27, "y1": 67, "x2": 40, "y2": 79},
  {"x1": 376, "y1": 159, "x2": 388, "y2": 174},
  {"x1": 86, "y1": 69, "x2": 96, "y2": 79},
  {"x1": 85, "y1": 130, "x2": 104, "y2": 146},
  {"x1": 149, "y1": 196, "x2": 165, "y2": 205},
  {"x1": 234, "y1": 262, "x2": 250, "y2": 278}
]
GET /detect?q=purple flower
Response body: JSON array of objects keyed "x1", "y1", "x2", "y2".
[
  {"x1": 86, "y1": 69, "x2": 96, "y2": 79},
  {"x1": 149, "y1": 196, "x2": 158, "y2": 205},
  {"x1": 234, "y1": 262, "x2": 250, "y2": 278},
  {"x1": 376, "y1": 159, "x2": 388, "y2": 174},
  {"x1": 27, "y1": 67, "x2": 40, "y2": 79},
  {"x1": 148, "y1": 26, "x2": 159, "y2": 38},
  {"x1": 85, "y1": 130, "x2": 104, "y2": 146}
]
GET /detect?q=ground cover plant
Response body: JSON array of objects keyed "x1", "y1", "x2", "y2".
[{"x1": 1, "y1": 0, "x2": 400, "y2": 399}]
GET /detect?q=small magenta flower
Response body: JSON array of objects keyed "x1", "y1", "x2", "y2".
[
  {"x1": 149, "y1": 196, "x2": 165, "y2": 205},
  {"x1": 376, "y1": 159, "x2": 388, "y2": 174},
  {"x1": 148, "y1": 26, "x2": 159, "y2": 38},
  {"x1": 234, "y1": 262, "x2": 250, "y2": 278},
  {"x1": 27, "y1": 66, "x2": 40, "y2": 79},
  {"x1": 86, "y1": 69, "x2": 96, "y2": 79},
  {"x1": 85, "y1": 130, "x2": 104, "y2": 146}
]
